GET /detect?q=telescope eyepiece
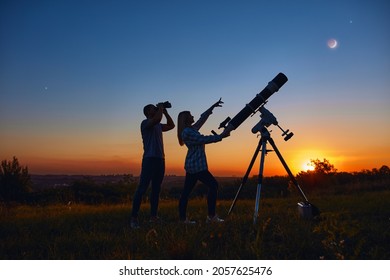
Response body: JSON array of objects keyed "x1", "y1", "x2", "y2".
[{"x1": 218, "y1": 117, "x2": 231, "y2": 129}]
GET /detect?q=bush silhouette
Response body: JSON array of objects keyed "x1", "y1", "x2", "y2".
[{"x1": 0, "y1": 156, "x2": 32, "y2": 203}]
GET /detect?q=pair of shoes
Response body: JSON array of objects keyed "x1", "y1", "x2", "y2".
[
  {"x1": 130, "y1": 218, "x2": 140, "y2": 229},
  {"x1": 206, "y1": 215, "x2": 224, "y2": 224},
  {"x1": 149, "y1": 216, "x2": 162, "y2": 223},
  {"x1": 180, "y1": 218, "x2": 196, "y2": 225}
]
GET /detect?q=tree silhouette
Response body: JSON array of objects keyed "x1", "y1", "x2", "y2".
[
  {"x1": 379, "y1": 165, "x2": 390, "y2": 175},
  {"x1": 296, "y1": 158, "x2": 338, "y2": 193},
  {"x1": 0, "y1": 156, "x2": 32, "y2": 203},
  {"x1": 309, "y1": 158, "x2": 337, "y2": 174}
]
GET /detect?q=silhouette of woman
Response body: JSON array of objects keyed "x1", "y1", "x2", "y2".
[{"x1": 177, "y1": 98, "x2": 230, "y2": 223}]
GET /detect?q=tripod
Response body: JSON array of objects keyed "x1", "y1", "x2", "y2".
[{"x1": 228, "y1": 126, "x2": 310, "y2": 224}]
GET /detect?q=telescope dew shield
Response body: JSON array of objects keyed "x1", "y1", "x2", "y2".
[{"x1": 227, "y1": 73, "x2": 288, "y2": 130}]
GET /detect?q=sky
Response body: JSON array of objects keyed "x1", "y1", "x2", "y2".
[{"x1": 1, "y1": 0, "x2": 389, "y2": 177}]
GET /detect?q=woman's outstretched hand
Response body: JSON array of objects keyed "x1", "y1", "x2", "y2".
[{"x1": 212, "y1": 98, "x2": 224, "y2": 109}]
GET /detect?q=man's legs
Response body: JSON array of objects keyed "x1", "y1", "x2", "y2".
[
  {"x1": 131, "y1": 158, "x2": 153, "y2": 218},
  {"x1": 150, "y1": 158, "x2": 165, "y2": 217}
]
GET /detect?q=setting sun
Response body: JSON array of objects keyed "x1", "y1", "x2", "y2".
[{"x1": 302, "y1": 161, "x2": 315, "y2": 172}]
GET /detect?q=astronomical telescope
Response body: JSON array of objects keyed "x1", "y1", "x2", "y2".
[
  {"x1": 216, "y1": 73, "x2": 319, "y2": 224},
  {"x1": 222, "y1": 72, "x2": 288, "y2": 134}
]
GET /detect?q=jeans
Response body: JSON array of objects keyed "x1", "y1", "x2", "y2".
[
  {"x1": 178, "y1": 170, "x2": 218, "y2": 220},
  {"x1": 131, "y1": 157, "x2": 165, "y2": 218}
]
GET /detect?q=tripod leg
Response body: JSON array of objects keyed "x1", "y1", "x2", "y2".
[
  {"x1": 228, "y1": 138, "x2": 262, "y2": 215},
  {"x1": 253, "y1": 139, "x2": 267, "y2": 225},
  {"x1": 268, "y1": 137, "x2": 309, "y2": 202}
]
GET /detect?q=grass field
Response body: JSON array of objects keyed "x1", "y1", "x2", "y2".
[{"x1": 1, "y1": 191, "x2": 389, "y2": 260}]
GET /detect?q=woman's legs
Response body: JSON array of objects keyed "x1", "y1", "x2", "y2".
[
  {"x1": 178, "y1": 173, "x2": 198, "y2": 220},
  {"x1": 178, "y1": 170, "x2": 219, "y2": 220},
  {"x1": 197, "y1": 170, "x2": 219, "y2": 217}
]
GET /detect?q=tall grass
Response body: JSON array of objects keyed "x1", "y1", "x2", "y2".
[{"x1": 1, "y1": 191, "x2": 389, "y2": 259}]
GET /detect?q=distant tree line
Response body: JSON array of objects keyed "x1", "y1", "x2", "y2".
[
  {"x1": 1, "y1": 157, "x2": 389, "y2": 206},
  {"x1": 295, "y1": 159, "x2": 390, "y2": 195}
]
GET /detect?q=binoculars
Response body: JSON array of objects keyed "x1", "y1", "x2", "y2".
[{"x1": 156, "y1": 101, "x2": 172, "y2": 109}]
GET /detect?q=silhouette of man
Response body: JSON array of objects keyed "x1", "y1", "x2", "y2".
[{"x1": 130, "y1": 102, "x2": 175, "y2": 229}]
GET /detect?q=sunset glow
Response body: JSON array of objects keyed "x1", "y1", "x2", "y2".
[
  {"x1": 1, "y1": 1, "x2": 389, "y2": 177},
  {"x1": 301, "y1": 161, "x2": 315, "y2": 172}
]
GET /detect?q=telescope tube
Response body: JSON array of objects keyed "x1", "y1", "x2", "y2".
[{"x1": 226, "y1": 73, "x2": 288, "y2": 131}]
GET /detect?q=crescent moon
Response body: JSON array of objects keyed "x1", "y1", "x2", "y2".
[{"x1": 327, "y1": 39, "x2": 338, "y2": 49}]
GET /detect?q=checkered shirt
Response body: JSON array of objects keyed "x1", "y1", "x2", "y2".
[{"x1": 182, "y1": 127, "x2": 222, "y2": 174}]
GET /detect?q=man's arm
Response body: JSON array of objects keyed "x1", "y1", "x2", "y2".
[{"x1": 161, "y1": 109, "x2": 175, "y2": 132}]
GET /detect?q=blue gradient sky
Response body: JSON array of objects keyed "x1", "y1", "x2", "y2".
[{"x1": 1, "y1": 0, "x2": 389, "y2": 176}]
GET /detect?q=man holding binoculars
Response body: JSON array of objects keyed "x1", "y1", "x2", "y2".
[{"x1": 130, "y1": 101, "x2": 175, "y2": 229}]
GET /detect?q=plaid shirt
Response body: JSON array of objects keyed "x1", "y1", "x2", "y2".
[{"x1": 182, "y1": 127, "x2": 222, "y2": 174}]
